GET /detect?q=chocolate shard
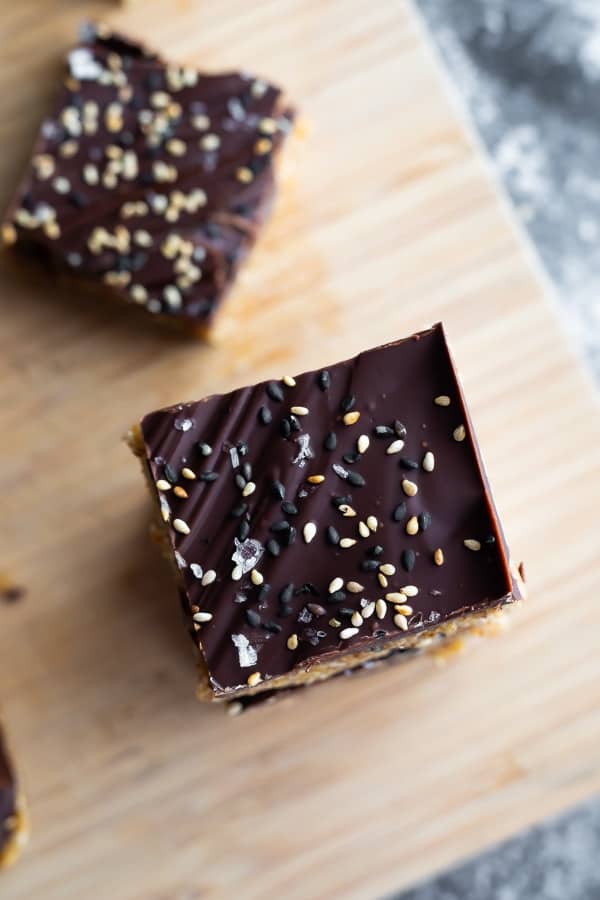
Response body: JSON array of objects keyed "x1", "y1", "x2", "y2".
[
  {"x1": 2, "y1": 23, "x2": 295, "y2": 334},
  {"x1": 130, "y1": 323, "x2": 522, "y2": 701}
]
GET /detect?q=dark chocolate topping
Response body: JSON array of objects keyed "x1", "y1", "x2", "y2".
[
  {"x1": 2, "y1": 23, "x2": 294, "y2": 328},
  {"x1": 139, "y1": 324, "x2": 516, "y2": 694},
  {"x1": 0, "y1": 729, "x2": 16, "y2": 855}
]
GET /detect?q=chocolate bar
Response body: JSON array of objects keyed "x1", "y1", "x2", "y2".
[
  {"x1": 129, "y1": 324, "x2": 524, "y2": 701},
  {"x1": 0, "y1": 727, "x2": 28, "y2": 869},
  {"x1": 2, "y1": 23, "x2": 294, "y2": 335}
]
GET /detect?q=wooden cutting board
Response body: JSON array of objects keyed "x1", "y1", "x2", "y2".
[{"x1": 1, "y1": 1, "x2": 599, "y2": 898}]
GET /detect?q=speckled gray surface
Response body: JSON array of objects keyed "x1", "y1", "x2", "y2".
[
  {"x1": 414, "y1": 0, "x2": 600, "y2": 381},
  {"x1": 392, "y1": 1, "x2": 600, "y2": 897}
]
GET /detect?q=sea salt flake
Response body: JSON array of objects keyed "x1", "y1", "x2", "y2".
[
  {"x1": 292, "y1": 433, "x2": 314, "y2": 468},
  {"x1": 190, "y1": 563, "x2": 203, "y2": 579},
  {"x1": 231, "y1": 633, "x2": 257, "y2": 668},
  {"x1": 231, "y1": 538, "x2": 263, "y2": 575},
  {"x1": 174, "y1": 417, "x2": 193, "y2": 432},
  {"x1": 68, "y1": 48, "x2": 103, "y2": 81},
  {"x1": 174, "y1": 551, "x2": 187, "y2": 568}
]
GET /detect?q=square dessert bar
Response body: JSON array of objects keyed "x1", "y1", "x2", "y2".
[
  {"x1": 0, "y1": 726, "x2": 28, "y2": 869},
  {"x1": 2, "y1": 23, "x2": 294, "y2": 335},
  {"x1": 130, "y1": 324, "x2": 524, "y2": 702}
]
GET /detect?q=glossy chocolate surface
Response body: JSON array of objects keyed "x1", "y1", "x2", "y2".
[
  {"x1": 139, "y1": 324, "x2": 516, "y2": 694},
  {"x1": 2, "y1": 24, "x2": 293, "y2": 328}
]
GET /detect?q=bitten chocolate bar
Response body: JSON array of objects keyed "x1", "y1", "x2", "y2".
[
  {"x1": 0, "y1": 726, "x2": 28, "y2": 869},
  {"x1": 129, "y1": 324, "x2": 524, "y2": 703},
  {"x1": 2, "y1": 23, "x2": 294, "y2": 335}
]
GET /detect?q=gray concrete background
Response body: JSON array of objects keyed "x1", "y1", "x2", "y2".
[{"x1": 394, "y1": 1, "x2": 600, "y2": 897}]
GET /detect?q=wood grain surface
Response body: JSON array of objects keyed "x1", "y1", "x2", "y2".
[{"x1": 1, "y1": 1, "x2": 599, "y2": 898}]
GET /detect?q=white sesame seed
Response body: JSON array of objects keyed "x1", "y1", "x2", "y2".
[
  {"x1": 307, "y1": 475, "x2": 325, "y2": 484},
  {"x1": 339, "y1": 627, "x2": 359, "y2": 640},
  {"x1": 329, "y1": 577, "x2": 344, "y2": 594},
  {"x1": 227, "y1": 702, "x2": 244, "y2": 717},
  {"x1": 259, "y1": 117, "x2": 278, "y2": 135},
  {"x1": 351, "y1": 611, "x2": 363, "y2": 627},
  {"x1": 362, "y1": 602, "x2": 375, "y2": 619},
  {"x1": 339, "y1": 538, "x2": 357, "y2": 548},
  {"x1": 453, "y1": 425, "x2": 466, "y2": 442},
  {"x1": 357, "y1": 434, "x2": 370, "y2": 454},
  {"x1": 287, "y1": 634, "x2": 298, "y2": 650},
  {"x1": 193, "y1": 611, "x2": 213, "y2": 623},
  {"x1": 249, "y1": 569, "x2": 263, "y2": 587},
  {"x1": 242, "y1": 481, "x2": 256, "y2": 497},
  {"x1": 376, "y1": 599, "x2": 387, "y2": 620},
  {"x1": 358, "y1": 521, "x2": 370, "y2": 538},
  {"x1": 163, "y1": 285, "x2": 182, "y2": 309},
  {"x1": 433, "y1": 548, "x2": 444, "y2": 566},
  {"x1": 401, "y1": 585, "x2": 419, "y2": 597},
  {"x1": 247, "y1": 672, "x2": 262, "y2": 687},
  {"x1": 282, "y1": 375, "x2": 296, "y2": 387},
  {"x1": 173, "y1": 486, "x2": 188, "y2": 498},
  {"x1": 156, "y1": 479, "x2": 171, "y2": 491},
  {"x1": 291, "y1": 406, "x2": 309, "y2": 416},
  {"x1": 378, "y1": 573, "x2": 388, "y2": 588},
  {"x1": 343, "y1": 411, "x2": 361, "y2": 425},
  {"x1": 339, "y1": 504, "x2": 356, "y2": 517},
  {"x1": 464, "y1": 538, "x2": 481, "y2": 551},
  {"x1": 402, "y1": 479, "x2": 418, "y2": 496},
  {"x1": 182, "y1": 467, "x2": 196, "y2": 480},
  {"x1": 434, "y1": 395, "x2": 451, "y2": 407},
  {"x1": 422, "y1": 451, "x2": 435, "y2": 472},
  {"x1": 173, "y1": 518, "x2": 190, "y2": 535},
  {"x1": 303, "y1": 522, "x2": 317, "y2": 543},
  {"x1": 329, "y1": 617, "x2": 342, "y2": 628},
  {"x1": 386, "y1": 439, "x2": 404, "y2": 455},
  {"x1": 379, "y1": 563, "x2": 395, "y2": 576},
  {"x1": 366, "y1": 515, "x2": 378, "y2": 532},
  {"x1": 406, "y1": 516, "x2": 419, "y2": 535},
  {"x1": 200, "y1": 133, "x2": 220, "y2": 151},
  {"x1": 231, "y1": 565, "x2": 243, "y2": 581},
  {"x1": 394, "y1": 614, "x2": 408, "y2": 631},
  {"x1": 202, "y1": 569, "x2": 216, "y2": 586},
  {"x1": 346, "y1": 581, "x2": 364, "y2": 593},
  {"x1": 395, "y1": 604, "x2": 413, "y2": 616},
  {"x1": 386, "y1": 592, "x2": 407, "y2": 604}
]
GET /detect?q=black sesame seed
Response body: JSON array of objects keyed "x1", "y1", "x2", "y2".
[
  {"x1": 326, "y1": 525, "x2": 340, "y2": 546},
  {"x1": 258, "y1": 584, "x2": 271, "y2": 602},
  {"x1": 340, "y1": 394, "x2": 355, "y2": 413},
  {"x1": 199, "y1": 471, "x2": 219, "y2": 482},
  {"x1": 484, "y1": 534, "x2": 497, "y2": 545},
  {"x1": 329, "y1": 590, "x2": 347, "y2": 603},
  {"x1": 245, "y1": 609, "x2": 261, "y2": 627},
  {"x1": 279, "y1": 604, "x2": 293, "y2": 617},
  {"x1": 394, "y1": 421, "x2": 407, "y2": 439},
  {"x1": 272, "y1": 480, "x2": 285, "y2": 500},
  {"x1": 401, "y1": 549, "x2": 416, "y2": 572},
  {"x1": 69, "y1": 191, "x2": 88, "y2": 208},
  {"x1": 332, "y1": 495, "x2": 352, "y2": 508},
  {"x1": 237, "y1": 519, "x2": 250, "y2": 541},
  {"x1": 324, "y1": 432, "x2": 337, "y2": 451},
  {"x1": 164, "y1": 463, "x2": 178, "y2": 484},
  {"x1": 393, "y1": 502, "x2": 407, "y2": 522},
  {"x1": 296, "y1": 582, "x2": 320, "y2": 596},
  {"x1": 285, "y1": 526, "x2": 297, "y2": 546},
  {"x1": 235, "y1": 473, "x2": 247, "y2": 490},
  {"x1": 289, "y1": 415, "x2": 301, "y2": 432},
  {"x1": 374, "y1": 629, "x2": 387, "y2": 638},
  {"x1": 347, "y1": 471, "x2": 366, "y2": 487},
  {"x1": 374, "y1": 425, "x2": 394, "y2": 437},
  {"x1": 307, "y1": 603, "x2": 327, "y2": 617},
  {"x1": 230, "y1": 502, "x2": 247, "y2": 518},
  {"x1": 241, "y1": 462, "x2": 252, "y2": 481},
  {"x1": 281, "y1": 501, "x2": 298, "y2": 515},
  {"x1": 267, "y1": 381, "x2": 284, "y2": 402},
  {"x1": 270, "y1": 520, "x2": 291, "y2": 533},
  {"x1": 368, "y1": 544, "x2": 384, "y2": 557},
  {"x1": 400, "y1": 458, "x2": 419, "y2": 470},
  {"x1": 266, "y1": 539, "x2": 281, "y2": 557},
  {"x1": 418, "y1": 511, "x2": 432, "y2": 531},
  {"x1": 361, "y1": 559, "x2": 379, "y2": 572},
  {"x1": 280, "y1": 418, "x2": 292, "y2": 438},
  {"x1": 197, "y1": 442, "x2": 212, "y2": 457},
  {"x1": 258, "y1": 406, "x2": 272, "y2": 425},
  {"x1": 343, "y1": 452, "x2": 362, "y2": 465},
  {"x1": 338, "y1": 607, "x2": 355, "y2": 617},
  {"x1": 318, "y1": 370, "x2": 330, "y2": 391},
  {"x1": 280, "y1": 584, "x2": 294, "y2": 604},
  {"x1": 263, "y1": 620, "x2": 282, "y2": 634}
]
